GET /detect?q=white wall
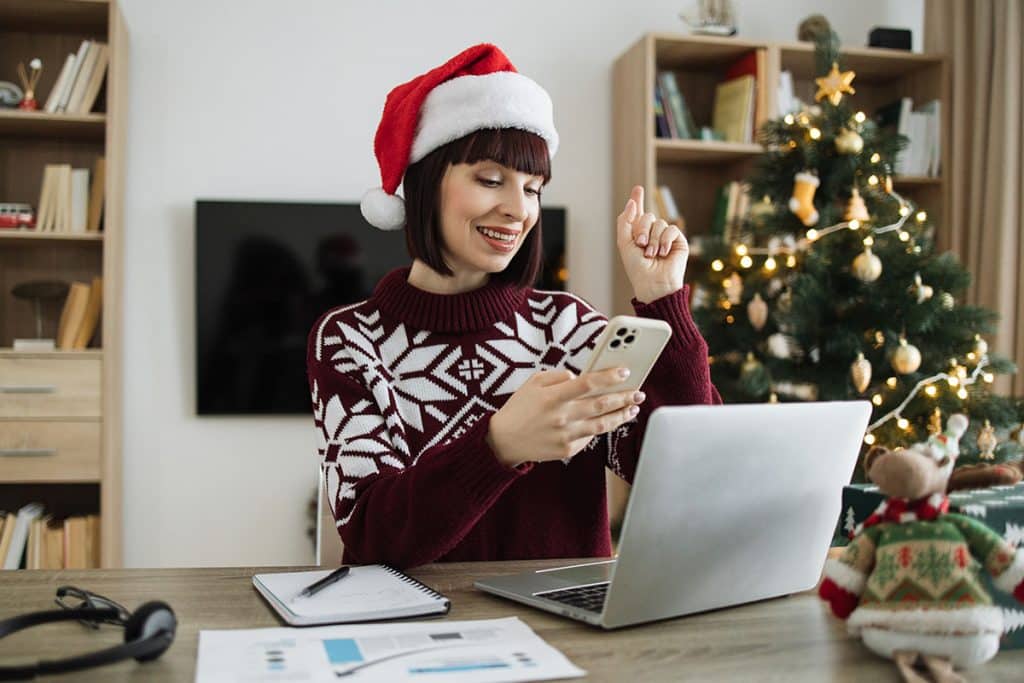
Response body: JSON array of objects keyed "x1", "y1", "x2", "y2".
[{"x1": 119, "y1": 0, "x2": 922, "y2": 567}]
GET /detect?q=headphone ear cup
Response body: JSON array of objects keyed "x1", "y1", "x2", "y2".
[{"x1": 123, "y1": 601, "x2": 177, "y2": 662}]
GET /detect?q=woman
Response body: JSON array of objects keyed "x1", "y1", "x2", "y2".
[{"x1": 307, "y1": 44, "x2": 720, "y2": 569}]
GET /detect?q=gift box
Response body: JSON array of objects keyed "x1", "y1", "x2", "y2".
[{"x1": 833, "y1": 482, "x2": 1024, "y2": 649}]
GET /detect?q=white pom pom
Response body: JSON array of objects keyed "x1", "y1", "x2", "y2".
[
  {"x1": 360, "y1": 187, "x2": 405, "y2": 231},
  {"x1": 946, "y1": 413, "x2": 969, "y2": 439}
]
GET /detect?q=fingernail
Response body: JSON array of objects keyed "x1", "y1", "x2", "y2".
[
  {"x1": 645, "y1": 246, "x2": 656, "y2": 258},
  {"x1": 637, "y1": 234, "x2": 648, "y2": 246},
  {"x1": 633, "y1": 391, "x2": 646, "y2": 403},
  {"x1": 628, "y1": 405, "x2": 640, "y2": 417},
  {"x1": 618, "y1": 368, "x2": 631, "y2": 379},
  {"x1": 661, "y1": 244, "x2": 670, "y2": 256}
]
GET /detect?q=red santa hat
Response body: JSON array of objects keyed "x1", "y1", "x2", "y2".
[{"x1": 360, "y1": 44, "x2": 559, "y2": 231}]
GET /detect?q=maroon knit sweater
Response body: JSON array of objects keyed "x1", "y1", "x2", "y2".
[{"x1": 307, "y1": 267, "x2": 721, "y2": 569}]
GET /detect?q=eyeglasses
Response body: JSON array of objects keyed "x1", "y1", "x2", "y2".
[{"x1": 54, "y1": 586, "x2": 131, "y2": 629}]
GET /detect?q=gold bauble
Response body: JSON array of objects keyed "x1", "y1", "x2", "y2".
[
  {"x1": 724, "y1": 272, "x2": 744, "y2": 304},
  {"x1": 747, "y1": 293, "x2": 768, "y2": 331},
  {"x1": 740, "y1": 352, "x2": 763, "y2": 380},
  {"x1": 850, "y1": 352, "x2": 872, "y2": 394},
  {"x1": 844, "y1": 188, "x2": 870, "y2": 222},
  {"x1": 835, "y1": 128, "x2": 864, "y2": 155},
  {"x1": 852, "y1": 247, "x2": 883, "y2": 282},
  {"x1": 891, "y1": 338, "x2": 922, "y2": 374}
]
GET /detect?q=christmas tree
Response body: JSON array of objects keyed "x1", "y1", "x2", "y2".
[{"x1": 691, "y1": 33, "x2": 1024, "y2": 467}]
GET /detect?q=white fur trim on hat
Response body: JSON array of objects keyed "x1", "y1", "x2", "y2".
[
  {"x1": 410, "y1": 71, "x2": 559, "y2": 163},
  {"x1": 993, "y1": 548, "x2": 1024, "y2": 593},
  {"x1": 360, "y1": 187, "x2": 405, "y2": 231},
  {"x1": 823, "y1": 558, "x2": 866, "y2": 594},
  {"x1": 848, "y1": 605, "x2": 1004, "y2": 636}
]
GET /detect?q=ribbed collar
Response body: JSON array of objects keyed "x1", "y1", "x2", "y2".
[{"x1": 372, "y1": 267, "x2": 528, "y2": 333}]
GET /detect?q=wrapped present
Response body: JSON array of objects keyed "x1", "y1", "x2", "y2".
[{"x1": 833, "y1": 481, "x2": 1024, "y2": 649}]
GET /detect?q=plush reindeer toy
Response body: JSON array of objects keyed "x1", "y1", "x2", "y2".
[{"x1": 819, "y1": 414, "x2": 1024, "y2": 683}]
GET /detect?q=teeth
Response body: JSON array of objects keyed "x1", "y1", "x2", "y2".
[{"x1": 478, "y1": 227, "x2": 517, "y2": 242}]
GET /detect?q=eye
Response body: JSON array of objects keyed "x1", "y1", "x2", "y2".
[
  {"x1": 477, "y1": 178, "x2": 501, "y2": 187},
  {"x1": 526, "y1": 186, "x2": 542, "y2": 197}
]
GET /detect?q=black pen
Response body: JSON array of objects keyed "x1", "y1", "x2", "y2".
[{"x1": 298, "y1": 566, "x2": 350, "y2": 598}]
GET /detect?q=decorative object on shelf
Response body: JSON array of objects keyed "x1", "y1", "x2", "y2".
[
  {"x1": 835, "y1": 128, "x2": 864, "y2": 155},
  {"x1": 16, "y1": 58, "x2": 43, "y2": 111},
  {"x1": 850, "y1": 352, "x2": 872, "y2": 394},
  {"x1": 723, "y1": 272, "x2": 743, "y2": 304},
  {"x1": 789, "y1": 171, "x2": 820, "y2": 226},
  {"x1": 10, "y1": 279, "x2": 69, "y2": 346},
  {"x1": 814, "y1": 62, "x2": 856, "y2": 106},
  {"x1": 977, "y1": 420, "x2": 998, "y2": 461},
  {"x1": 868, "y1": 27, "x2": 913, "y2": 51},
  {"x1": 747, "y1": 293, "x2": 767, "y2": 331},
  {"x1": 843, "y1": 188, "x2": 870, "y2": 222},
  {"x1": 0, "y1": 203, "x2": 36, "y2": 229},
  {"x1": 890, "y1": 337, "x2": 922, "y2": 374},
  {"x1": 908, "y1": 272, "x2": 934, "y2": 303},
  {"x1": 797, "y1": 14, "x2": 832, "y2": 43},
  {"x1": 851, "y1": 247, "x2": 882, "y2": 282},
  {"x1": 823, "y1": 414, "x2": 1024, "y2": 678},
  {"x1": 679, "y1": 0, "x2": 737, "y2": 37},
  {"x1": 0, "y1": 81, "x2": 23, "y2": 108}
]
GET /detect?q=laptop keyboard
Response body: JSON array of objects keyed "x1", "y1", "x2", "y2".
[{"x1": 536, "y1": 582, "x2": 609, "y2": 613}]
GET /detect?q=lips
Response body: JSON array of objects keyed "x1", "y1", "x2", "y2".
[{"x1": 476, "y1": 226, "x2": 520, "y2": 252}]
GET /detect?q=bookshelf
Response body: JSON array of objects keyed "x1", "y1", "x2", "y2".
[
  {"x1": 611, "y1": 33, "x2": 949, "y2": 314},
  {"x1": 0, "y1": 0, "x2": 127, "y2": 567}
]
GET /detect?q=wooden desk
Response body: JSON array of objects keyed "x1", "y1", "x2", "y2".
[{"x1": 0, "y1": 560, "x2": 1021, "y2": 682}]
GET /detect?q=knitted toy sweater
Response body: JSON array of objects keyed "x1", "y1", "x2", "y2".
[
  {"x1": 821, "y1": 512, "x2": 1024, "y2": 638},
  {"x1": 306, "y1": 267, "x2": 721, "y2": 569}
]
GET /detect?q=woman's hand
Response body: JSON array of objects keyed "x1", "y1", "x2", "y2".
[
  {"x1": 616, "y1": 185, "x2": 688, "y2": 303},
  {"x1": 486, "y1": 368, "x2": 646, "y2": 468}
]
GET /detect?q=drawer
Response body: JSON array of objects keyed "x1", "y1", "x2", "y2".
[
  {"x1": 0, "y1": 421, "x2": 101, "y2": 482},
  {"x1": 0, "y1": 357, "x2": 100, "y2": 418}
]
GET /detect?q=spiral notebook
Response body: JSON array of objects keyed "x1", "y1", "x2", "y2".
[{"x1": 252, "y1": 565, "x2": 450, "y2": 626}]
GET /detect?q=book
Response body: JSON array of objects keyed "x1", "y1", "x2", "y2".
[
  {"x1": 43, "y1": 521, "x2": 64, "y2": 570},
  {"x1": 73, "y1": 276, "x2": 103, "y2": 349},
  {"x1": 44, "y1": 54, "x2": 77, "y2": 113},
  {"x1": 66, "y1": 41, "x2": 100, "y2": 115},
  {"x1": 36, "y1": 165, "x2": 56, "y2": 232},
  {"x1": 920, "y1": 100, "x2": 941, "y2": 176},
  {"x1": 3, "y1": 503, "x2": 44, "y2": 569},
  {"x1": 70, "y1": 168, "x2": 90, "y2": 233},
  {"x1": 658, "y1": 71, "x2": 695, "y2": 139},
  {"x1": 63, "y1": 516, "x2": 89, "y2": 569},
  {"x1": 76, "y1": 43, "x2": 109, "y2": 115},
  {"x1": 253, "y1": 565, "x2": 451, "y2": 626},
  {"x1": 653, "y1": 86, "x2": 671, "y2": 138},
  {"x1": 87, "y1": 157, "x2": 106, "y2": 232},
  {"x1": 654, "y1": 81, "x2": 678, "y2": 138},
  {"x1": 56, "y1": 281, "x2": 91, "y2": 350},
  {"x1": 58, "y1": 41, "x2": 91, "y2": 113},
  {"x1": 0, "y1": 515, "x2": 12, "y2": 567},
  {"x1": 658, "y1": 184, "x2": 682, "y2": 224},
  {"x1": 712, "y1": 75, "x2": 755, "y2": 143}
]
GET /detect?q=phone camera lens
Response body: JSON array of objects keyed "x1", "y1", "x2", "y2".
[
  {"x1": 615, "y1": 328, "x2": 627, "y2": 337},
  {"x1": 623, "y1": 335, "x2": 635, "y2": 344},
  {"x1": 610, "y1": 339, "x2": 622, "y2": 349}
]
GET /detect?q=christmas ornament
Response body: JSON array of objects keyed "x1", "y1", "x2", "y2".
[
  {"x1": 747, "y1": 293, "x2": 768, "y2": 331},
  {"x1": 814, "y1": 62, "x2": 856, "y2": 106},
  {"x1": 940, "y1": 292, "x2": 955, "y2": 310},
  {"x1": 789, "y1": 171, "x2": 820, "y2": 226},
  {"x1": 908, "y1": 273, "x2": 933, "y2": 303},
  {"x1": 749, "y1": 195, "x2": 774, "y2": 223},
  {"x1": 891, "y1": 337, "x2": 922, "y2": 374},
  {"x1": 852, "y1": 247, "x2": 882, "y2": 282},
  {"x1": 977, "y1": 420, "x2": 998, "y2": 461},
  {"x1": 844, "y1": 188, "x2": 870, "y2": 222},
  {"x1": 360, "y1": 44, "x2": 559, "y2": 230},
  {"x1": 928, "y1": 407, "x2": 943, "y2": 435},
  {"x1": 777, "y1": 288, "x2": 793, "y2": 313},
  {"x1": 771, "y1": 381, "x2": 818, "y2": 401},
  {"x1": 767, "y1": 333, "x2": 801, "y2": 359},
  {"x1": 723, "y1": 272, "x2": 743, "y2": 304},
  {"x1": 850, "y1": 352, "x2": 872, "y2": 393},
  {"x1": 884, "y1": 175, "x2": 894, "y2": 194},
  {"x1": 835, "y1": 128, "x2": 864, "y2": 154},
  {"x1": 974, "y1": 334, "x2": 988, "y2": 356},
  {"x1": 16, "y1": 58, "x2": 42, "y2": 111},
  {"x1": 740, "y1": 352, "x2": 763, "y2": 380}
]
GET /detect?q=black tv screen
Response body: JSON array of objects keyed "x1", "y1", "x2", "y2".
[{"x1": 195, "y1": 200, "x2": 567, "y2": 415}]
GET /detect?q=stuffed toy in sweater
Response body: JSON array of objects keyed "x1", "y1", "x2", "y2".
[{"x1": 819, "y1": 414, "x2": 1024, "y2": 683}]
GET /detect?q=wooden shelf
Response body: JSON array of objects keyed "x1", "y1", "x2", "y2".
[
  {"x1": 778, "y1": 42, "x2": 944, "y2": 82},
  {"x1": 0, "y1": 230, "x2": 103, "y2": 244},
  {"x1": 0, "y1": 0, "x2": 109, "y2": 33},
  {"x1": 894, "y1": 175, "x2": 942, "y2": 187},
  {"x1": 653, "y1": 33, "x2": 768, "y2": 68},
  {"x1": 0, "y1": 349, "x2": 102, "y2": 358},
  {"x1": 656, "y1": 139, "x2": 762, "y2": 164},
  {"x1": 0, "y1": 109, "x2": 106, "y2": 141}
]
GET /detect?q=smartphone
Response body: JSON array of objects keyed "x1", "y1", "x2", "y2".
[{"x1": 580, "y1": 315, "x2": 672, "y2": 398}]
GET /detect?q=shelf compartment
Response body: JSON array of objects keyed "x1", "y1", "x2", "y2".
[
  {"x1": 0, "y1": 110, "x2": 106, "y2": 141},
  {"x1": 656, "y1": 139, "x2": 762, "y2": 164}
]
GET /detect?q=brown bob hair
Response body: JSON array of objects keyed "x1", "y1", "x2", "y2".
[{"x1": 402, "y1": 127, "x2": 552, "y2": 288}]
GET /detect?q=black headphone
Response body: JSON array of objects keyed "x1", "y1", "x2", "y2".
[{"x1": 0, "y1": 586, "x2": 176, "y2": 681}]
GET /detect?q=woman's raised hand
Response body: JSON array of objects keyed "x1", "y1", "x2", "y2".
[
  {"x1": 616, "y1": 185, "x2": 688, "y2": 303},
  {"x1": 486, "y1": 368, "x2": 646, "y2": 467}
]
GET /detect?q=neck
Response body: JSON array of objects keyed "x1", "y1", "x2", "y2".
[{"x1": 408, "y1": 259, "x2": 489, "y2": 294}]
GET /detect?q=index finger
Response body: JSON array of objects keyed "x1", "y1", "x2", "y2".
[
  {"x1": 631, "y1": 185, "x2": 644, "y2": 216},
  {"x1": 549, "y1": 366, "x2": 630, "y2": 402}
]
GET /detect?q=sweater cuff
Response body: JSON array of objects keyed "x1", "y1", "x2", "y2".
[
  {"x1": 631, "y1": 284, "x2": 705, "y2": 348},
  {"x1": 445, "y1": 413, "x2": 533, "y2": 507}
]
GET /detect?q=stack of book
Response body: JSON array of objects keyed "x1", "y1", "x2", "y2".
[
  {"x1": 56, "y1": 277, "x2": 103, "y2": 350},
  {"x1": 0, "y1": 504, "x2": 101, "y2": 570},
  {"x1": 43, "y1": 40, "x2": 110, "y2": 115},
  {"x1": 34, "y1": 157, "x2": 105, "y2": 233},
  {"x1": 654, "y1": 71, "x2": 698, "y2": 140},
  {"x1": 875, "y1": 97, "x2": 942, "y2": 177},
  {"x1": 710, "y1": 181, "x2": 751, "y2": 243}
]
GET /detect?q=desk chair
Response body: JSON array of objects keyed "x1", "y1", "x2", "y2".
[{"x1": 316, "y1": 468, "x2": 345, "y2": 568}]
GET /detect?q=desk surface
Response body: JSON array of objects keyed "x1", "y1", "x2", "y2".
[{"x1": 0, "y1": 560, "x2": 1021, "y2": 682}]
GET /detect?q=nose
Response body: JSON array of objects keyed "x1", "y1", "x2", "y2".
[{"x1": 499, "y1": 186, "x2": 530, "y2": 223}]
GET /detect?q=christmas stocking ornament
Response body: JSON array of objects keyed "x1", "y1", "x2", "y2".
[{"x1": 789, "y1": 171, "x2": 820, "y2": 226}]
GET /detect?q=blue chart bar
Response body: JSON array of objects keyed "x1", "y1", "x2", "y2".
[
  {"x1": 409, "y1": 663, "x2": 510, "y2": 673},
  {"x1": 323, "y1": 639, "x2": 364, "y2": 664}
]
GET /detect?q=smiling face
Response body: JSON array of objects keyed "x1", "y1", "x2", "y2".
[{"x1": 436, "y1": 161, "x2": 543, "y2": 279}]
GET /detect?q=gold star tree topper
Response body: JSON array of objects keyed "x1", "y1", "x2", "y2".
[{"x1": 815, "y1": 62, "x2": 856, "y2": 106}]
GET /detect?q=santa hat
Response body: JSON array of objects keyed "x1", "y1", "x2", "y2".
[{"x1": 360, "y1": 44, "x2": 559, "y2": 231}]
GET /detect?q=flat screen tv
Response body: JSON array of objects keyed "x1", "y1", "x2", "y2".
[{"x1": 195, "y1": 200, "x2": 567, "y2": 415}]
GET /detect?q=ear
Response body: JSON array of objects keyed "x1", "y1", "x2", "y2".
[{"x1": 863, "y1": 445, "x2": 888, "y2": 475}]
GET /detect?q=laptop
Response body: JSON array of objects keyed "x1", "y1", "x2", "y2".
[{"x1": 474, "y1": 401, "x2": 871, "y2": 629}]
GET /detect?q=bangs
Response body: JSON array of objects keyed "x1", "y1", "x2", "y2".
[{"x1": 450, "y1": 128, "x2": 552, "y2": 182}]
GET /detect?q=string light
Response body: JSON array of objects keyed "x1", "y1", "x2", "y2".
[
  {"x1": 863, "y1": 236, "x2": 874, "y2": 247},
  {"x1": 870, "y1": 153, "x2": 881, "y2": 163},
  {"x1": 868, "y1": 175, "x2": 879, "y2": 186},
  {"x1": 864, "y1": 433, "x2": 876, "y2": 445},
  {"x1": 725, "y1": 315, "x2": 735, "y2": 324},
  {"x1": 786, "y1": 255, "x2": 797, "y2": 267},
  {"x1": 924, "y1": 385, "x2": 938, "y2": 397},
  {"x1": 739, "y1": 255, "x2": 753, "y2": 268},
  {"x1": 849, "y1": 219, "x2": 861, "y2": 230},
  {"x1": 784, "y1": 114, "x2": 795, "y2": 125},
  {"x1": 735, "y1": 244, "x2": 748, "y2": 256},
  {"x1": 711, "y1": 259, "x2": 724, "y2": 272},
  {"x1": 806, "y1": 229, "x2": 819, "y2": 241},
  {"x1": 916, "y1": 211, "x2": 928, "y2": 222},
  {"x1": 763, "y1": 256, "x2": 777, "y2": 271},
  {"x1": 897, "y1": 418, "x2": 910, "y2": 429},
  {"x1": 899, "y1": 206, "x2": 911, "y2": 217},
  {"x1": 898, "y1": 231, "x2": 910, "y2": 241},
  {"x1": 854, "y1": 111, "x2": 866, "y2": 123},
  {"x1": 886, "y1": 377, "x2": 898, "y2": 388},
  {"x1": 809, "y1": 128, "x2": 822, "y2": 140},
  {"x1": 872, "y1": 394, "x2": 883, "y2": 406},
  {"x1": 957, "y1": 387, "x2": 968, "y2": 400},
  {"x1": 983, "y1": 372, "x2": 995, "y2": 383}
]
